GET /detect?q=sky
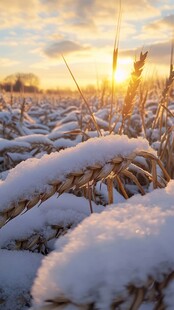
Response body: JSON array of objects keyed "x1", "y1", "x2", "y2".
[{"x1": 0, "y1": 0, "x2": 173, "y2": 90}]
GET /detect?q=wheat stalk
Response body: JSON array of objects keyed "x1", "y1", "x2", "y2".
[
  {"x1": 1, "y1": 223, "x2": 72, "y2": 254},
  {"x1": 109, "y1": 0, "x2": 122, "y2": 130},
  {"x1": 119, "y1": 51, "x2": 148, "y2": 134},
  {"x1": 139, "y1": 84, "x2": 148, "y2": 138},
  {"x1": 152, "y1": 37, "x2": 174, "y2": 130}
]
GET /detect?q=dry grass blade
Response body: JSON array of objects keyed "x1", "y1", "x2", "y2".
[
  {"x1": 136, "y1": 150, "x2": 171, "y2": 182},
  {"x1": 107, "y1": 177, "x2": 114, "y2": 204},
  {"x1": 129, "y1": 163, "x2": 164, "y2": 188},
  {"x1": 151, "y1": 159, "x2": 157, "y2": 189},
  {"x1": 122, "y1": 170, "x2": 145, "y2": 195},
  {"x1": 20, "y1": 97, "x2": 26, "y2": 125},
  {"x1": 62, "y1": 54, "x2": 102, "y2": 136},
  {"x1": 115, "y1": 174, "x2": 129, "y2": 199},
  {"x1": 161, "y1": 104, "x2": 174, "y2": 118},
  {"x1": 156, "y1": 158, "x2": 171, "y2": 182},
  {"x1": 87, "y1": 183, "x2": 93, "y2": 213},
  {"x1": 139, "y1": 85, "x2": 148, "y2": 138},
  {"x1": 170, "y1": 33, "x2": 174, "y2": 76},
  {"x1": 158, "y1": 128, "x2": 171, "y2": 160},
  {"x1": 129, "y1": 287, "x2": 146, "y2": 310}
]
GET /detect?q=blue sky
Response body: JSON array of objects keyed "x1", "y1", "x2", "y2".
[{"x1": 0, "y1": 0, "x2": 173, "y2": 89}]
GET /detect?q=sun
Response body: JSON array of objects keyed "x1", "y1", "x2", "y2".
[
  {"x1": 114, "y1": 68, "x2": 128, "y2": 83},
  {"x1": 113, "y1": 57, "x2": 133, "y2": 84}
]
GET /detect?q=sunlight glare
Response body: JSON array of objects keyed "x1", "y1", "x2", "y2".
[
  {"x1": 114, "y1": 68, "x2": 129, "y2": 83},
  {"x1": 113, "y1": 57, "x2": 132, "y2": 84}
]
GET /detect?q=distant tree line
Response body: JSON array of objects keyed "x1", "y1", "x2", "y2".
[{"x1": 1, "y1": 73, "x2": 40, "y2": 93}]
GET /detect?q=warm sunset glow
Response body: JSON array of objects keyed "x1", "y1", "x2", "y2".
[
  {"x1": 0, "y1": 1, "x2": 172, "y2": 89},
  {"x1": 112, "y1": 57, "x2": 132, "y2": 84}
]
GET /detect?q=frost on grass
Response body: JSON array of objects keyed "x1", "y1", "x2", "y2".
[
  {"x1": 0, "y1": 134, "x2": 152, "y2": 211},
  {"x1": 31, "y1": 180, "x2": 174, "y2": 309}
]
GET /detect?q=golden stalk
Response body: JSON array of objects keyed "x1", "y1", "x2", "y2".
[
  {"x1": 107, "y1": 177, "x2": 114, "y2": 204},
  {"x1": 152, "y1": 36, "x2": 174, "y2": 130},
  {"x1": 120, "y1": 51, "x2": 148, "y2": 134},
  {"x1": 109, "y1": 0, "x2": 122, "y2": 130},
  {"x1": 1, "y1": 224, "x2": 72, "y2": 254}
]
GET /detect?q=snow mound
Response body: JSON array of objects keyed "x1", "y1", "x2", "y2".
[{"x1": 31, "y1": 180, "x2": 174, "y2": 309}]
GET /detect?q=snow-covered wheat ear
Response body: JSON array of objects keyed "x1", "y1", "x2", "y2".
[{"x1": 0, "y1": 149, "x2": 170, "y2": 228}]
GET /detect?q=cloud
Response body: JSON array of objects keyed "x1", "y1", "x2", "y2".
[
  {"x1": 0, "y1": 0, "x2": 172, "y2": 88},
  {"x1": 44, "y1": 40, "x2": 90, "y2": 58},
  {"x1": 135, "y1": 13, "x2": 174, "y2": 41},
  {"x1": 120, "y1": 40, "x2": 172, "y2": 65},
  {"x1": 0, "y1": 0, "x2": 39, "y2": 14},
  {"x1": 0, "y1": 0, "x2": 161, "y2": 40},
  {"x1": 43, "y1": 0, "x2": 160, "y2": 20},
  {"x1": 145, "y1": 14, "x2": 174, "y2": 31},
  {"x1": 0, "y1": 41, "x2": 18, "y2": 47}
]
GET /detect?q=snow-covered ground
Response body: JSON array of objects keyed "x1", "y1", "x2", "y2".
[{"x1": 0, "y1": 93, "x2": 174, "y2": 309}]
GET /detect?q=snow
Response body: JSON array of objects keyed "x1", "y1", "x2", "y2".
[
  {"x1": 31, "y1": 180, "x2": 174, "y2": 309},
  {"x1": 47, "y1": 121, "x2": 79, "y2": 140},
  {"x1": 0, "y1": 250, "x2": 43, "y2": 310},
  {"x1": 53, "y1": 137, "x2": 80, "y2": 149},
  {"x1": 0, "y1": 135, "x2": 153, "y2": 212},
  {"x1": 0, "y1": 96, "x2": 173, "y2": 310},
  {"x1": 0, "y1": 111, "x2": 12, "y2": 123},
  {"x1": 0, "y1": 138, "x2": 30, "y2": 153},
  {"x1": 95, "y1": 181, "x2": 125, "y2": 204},
  {"x1": 5, "y1": 152, "x2": 32, "y2": 162},
  {"x1": 54, "y1": 111, "x2": 80, "y2": 126},
  {"x1": 15, "y1": 134, "x2": 54, "y2": 146},
  {"x1": 164, "y1": 280, "x2": 174, "y2": 309}
]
